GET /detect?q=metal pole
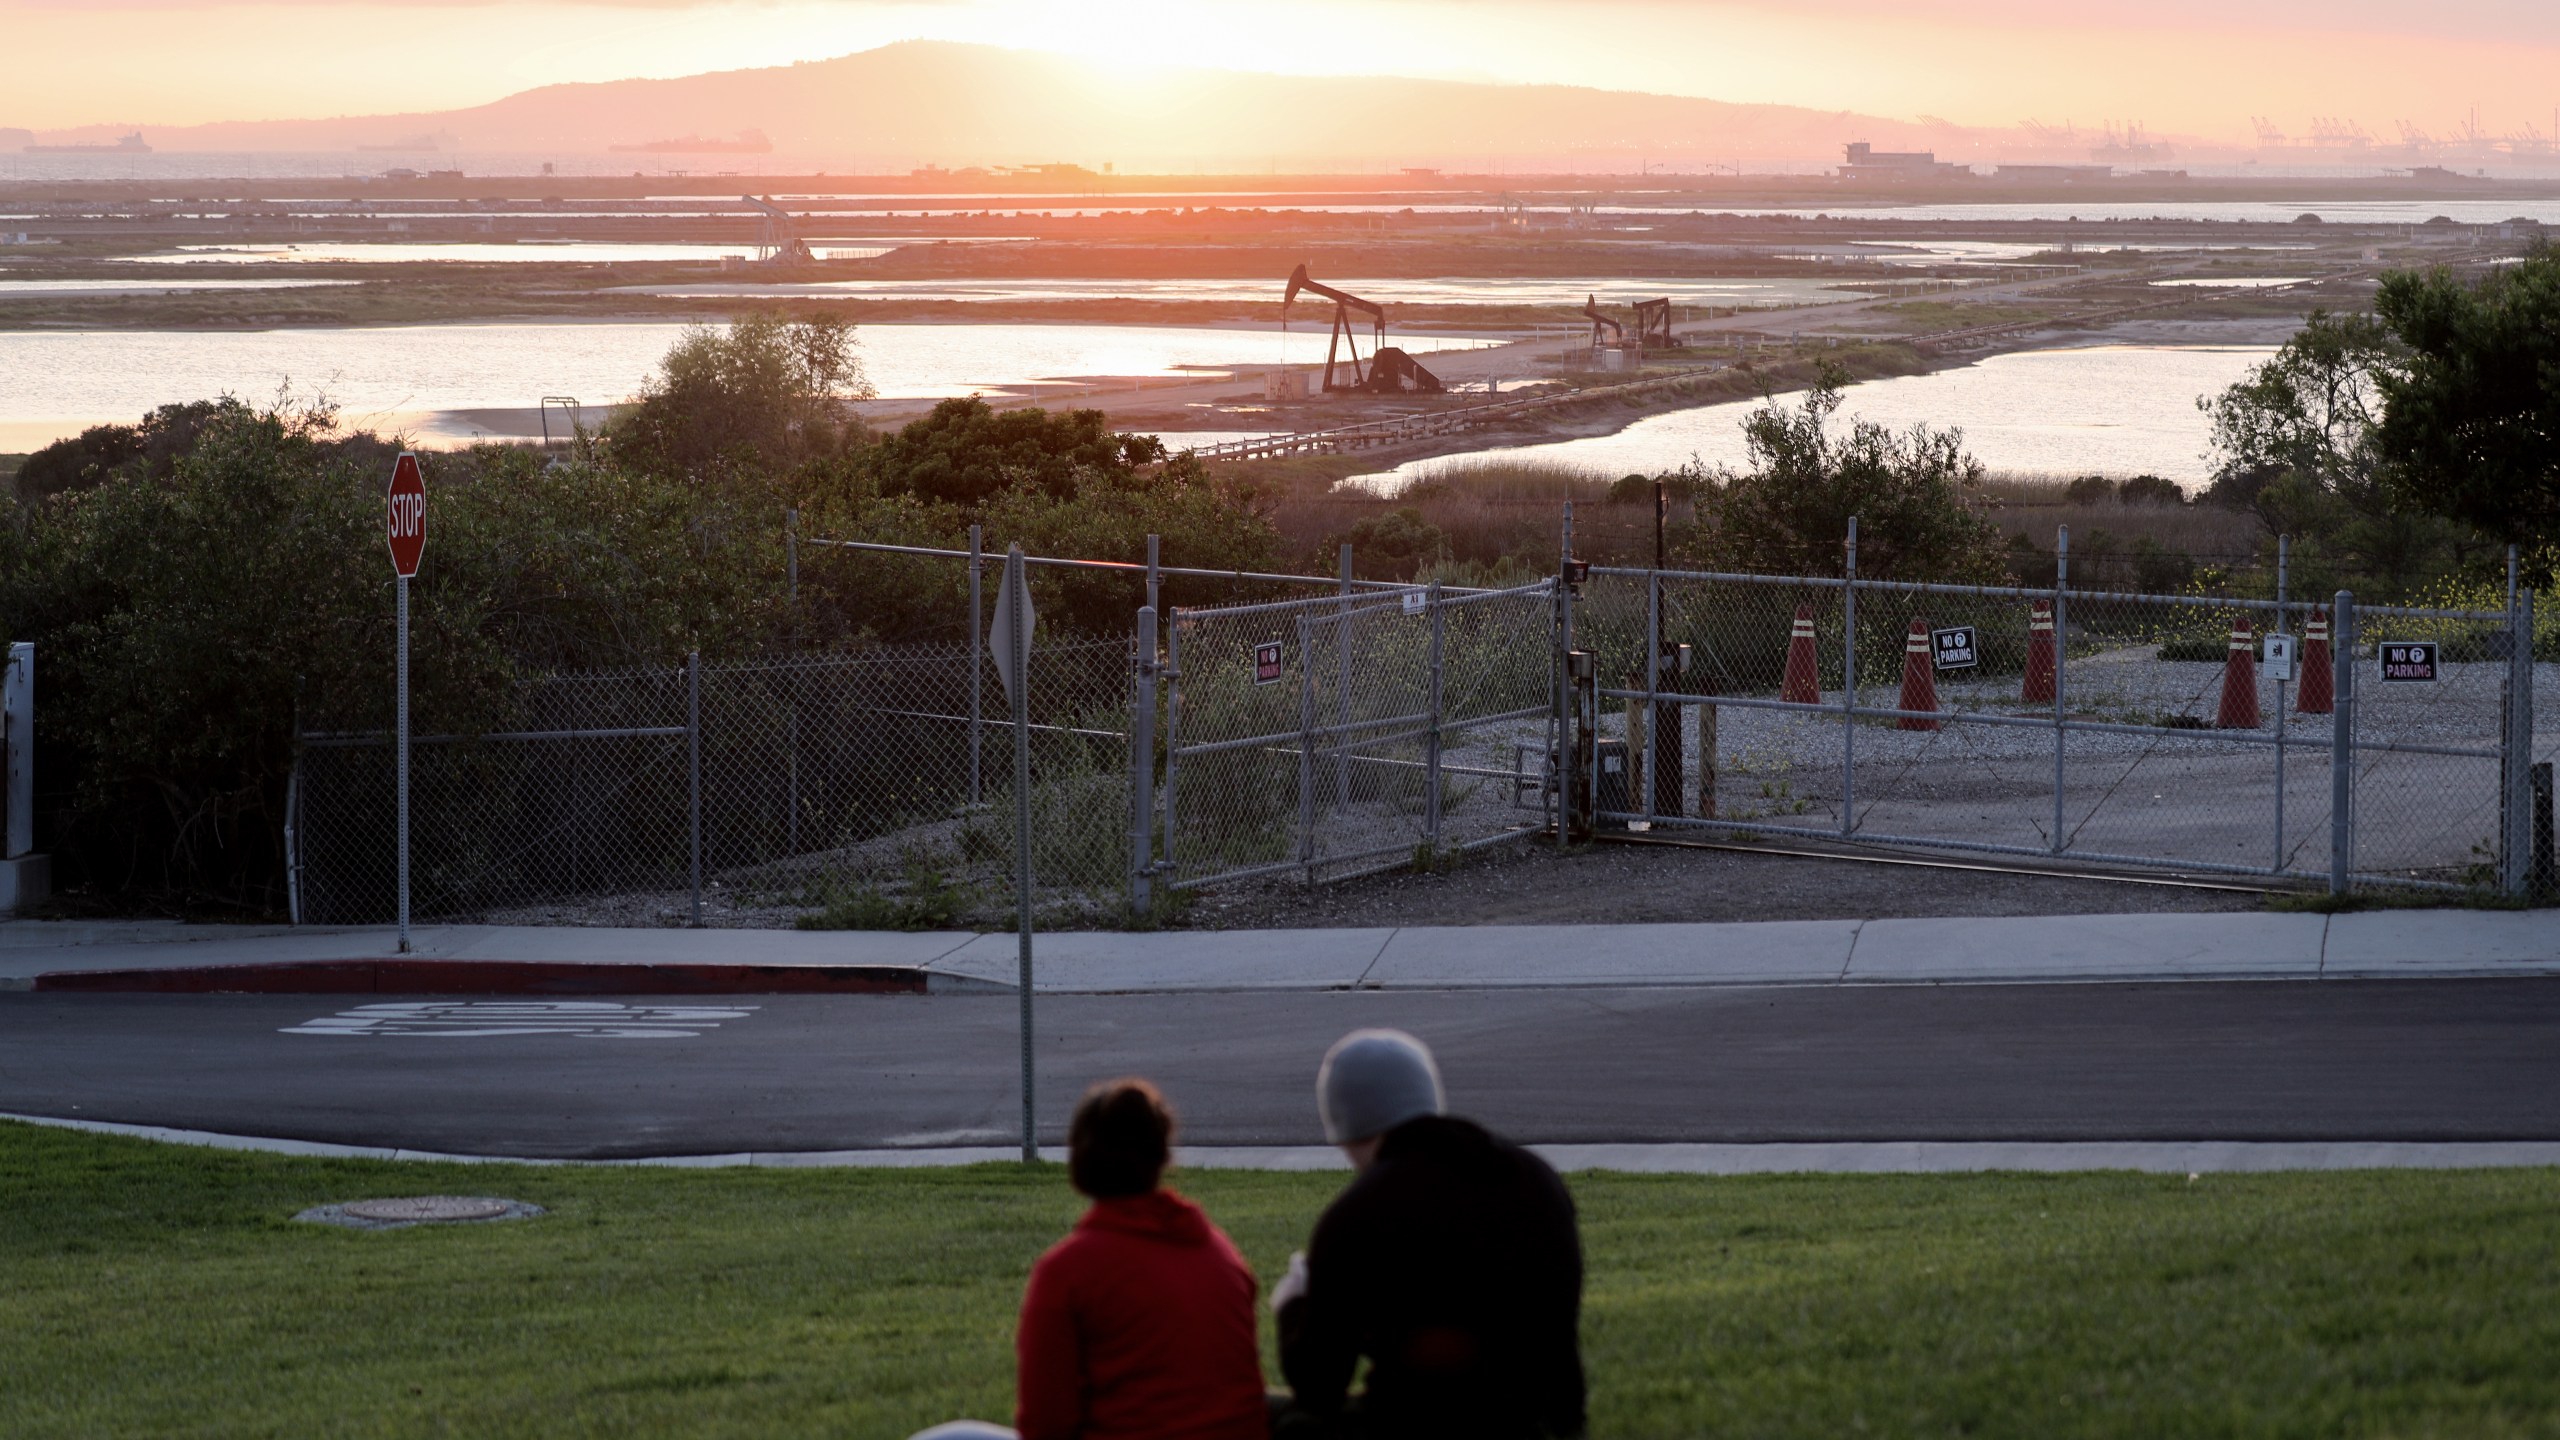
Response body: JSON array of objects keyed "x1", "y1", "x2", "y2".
[
  {"x1": 1161, "y1": 618, "x2": 1183, "y2": 883},
  {"x1": 1336, "y1": 542, "x2": 1353, "y2": 813},
  {"x1": 2052, "y1": 525, "x2": 2069, "y2": 855},
  {"x1": 1425, "y1": 581, "x2": 1445, "y2": 851},
  {"x1": 1643, "y1": 571, "x2": 1660, "y2": 826},
  {"x1": 396, "y1": 575, "x2": 411, "y2": 953},
  {"x1": 3, "y1": 642, "x2": 31, "y2": 862},
  {"x1": 1841, "y1": 516, "x2": 1858, "y2": 839},
  {"x1": 1298, "y1": 613, "x2": 1318, "y2": 883},
  {"x1": 2506, "y1": 588, "x2": 2536, "y2": 896},
  {"x1": 2273, "y1": 534, "x2": 2288, "y2": 872},
  {"x1": 785, "y1": 508, "x2": 800, "y2": 858},
  {"x1": 1146, "y1": 532, "x2": 1161, "y2": 616},
  {"x1": 969, "y1": 524, "x2": 984, "y2": 808},
  {"x1": 1009, "y1": 546, "x2": 1036, "y2": 1164},
  {"x1": 687, "y1": 649, "x2": 703, "y2": 927},
  {"x1": 1556, "y1": 502, "x2": 1575, "y2": 839},
  {"x1": 2330, "y1": 591, "x2": 2354, "y2": 895},
  {"x1": 1130, "y1": 606, "x2": 1158, "y2": 915}
]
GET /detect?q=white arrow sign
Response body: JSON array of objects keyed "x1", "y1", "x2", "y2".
[{"x1": 989, "y1": 549, "x2": 1037, "y2": 703}]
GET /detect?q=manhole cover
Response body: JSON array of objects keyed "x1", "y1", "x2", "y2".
[
  {"x1": 294, "y1": 1196, "x2": 545, "y2": 1230},
  {"x1": 343, "y1": 1196, "x2": 511, "y2": 1223}
]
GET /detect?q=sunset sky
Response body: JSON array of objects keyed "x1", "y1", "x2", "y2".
[{"x1": 7, "y1": 0, "x2": 2558, "y2": 145}]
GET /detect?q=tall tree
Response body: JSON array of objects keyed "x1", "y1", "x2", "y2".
[{"x1": 2372, "y1": 247, "x2": 2560, "y2": 564}]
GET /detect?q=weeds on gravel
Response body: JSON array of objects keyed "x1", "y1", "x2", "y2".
[{"x1": 795, "y1": 852, "x2": 976, "y2": 931}]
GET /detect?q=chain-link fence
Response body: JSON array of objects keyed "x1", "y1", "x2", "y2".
[
  {"x1": 1157, "y1": 580, "x2": 1557, "y2": 889},
  {"x1": 291, "y1": 524, "x2": 2550, "y2": 928},
  {"x1": 293, "y1": 636, "x2": 1138, "y2": 927},
  {"x1": 1574, "y1": 556, "x2": 2546, "y2": 895}
]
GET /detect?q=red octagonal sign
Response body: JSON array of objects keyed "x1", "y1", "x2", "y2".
[{"x1": 386, "y1": 451, "x2": 426, "y2": 577}]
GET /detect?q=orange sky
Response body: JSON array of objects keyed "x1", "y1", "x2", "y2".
[{"x1": 7, "y1": 0, "x2": 2558, "y2": 146}]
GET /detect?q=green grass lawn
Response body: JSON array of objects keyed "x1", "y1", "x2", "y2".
[{"x1": 7, "y1": 1119, "x2": 2560, "y2": 1438}]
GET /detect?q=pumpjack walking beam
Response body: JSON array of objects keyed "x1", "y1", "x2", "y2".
[
  {"x1": 1582, "y1": 293, "x2": 1625, "y2": 350},
  {"x1": 1286, "y1": 263, "x2": 1385, "y2": 391},
  {"x1": 1283, "y1": 264, "x2": 1443, "y2": 394}
]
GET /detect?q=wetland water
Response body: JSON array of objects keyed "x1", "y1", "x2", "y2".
[
  {"x1": 1352, "y1": 344, "x2": 2278, "y2": 492},
  {"x1": 0, "y1": 319, "x2": 1501, "y2": 449}
]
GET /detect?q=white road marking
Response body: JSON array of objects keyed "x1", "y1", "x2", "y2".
[{"x1": 280, "y1": 1000, "x2": 759, "y2": 1038}]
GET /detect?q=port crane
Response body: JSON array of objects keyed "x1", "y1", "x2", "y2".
[{"x1": 1281, "y1": 264, "x2": 1443, "y2": 394}]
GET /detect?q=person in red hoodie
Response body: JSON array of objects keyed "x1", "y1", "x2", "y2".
[{"x1": 912, "y1": 1079, "x2": 1270, "y2": 1440}]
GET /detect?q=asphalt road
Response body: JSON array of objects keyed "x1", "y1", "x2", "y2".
[{"x1": 5, "y1": 980, "x2": 2558, "y2": 1158}]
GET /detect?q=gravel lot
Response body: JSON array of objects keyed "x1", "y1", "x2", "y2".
[{"x1": 1178, "y1": 834, "x2": 2268, "y2": 930}]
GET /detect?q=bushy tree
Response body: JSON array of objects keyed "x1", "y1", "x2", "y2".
[
  {"x1": 2373, "y1": 246, "x2": 2560, "y2": 569},
  {"x1": 612, "y1": 312, "x2": 873, "y2": 477},
  {"x1": 2199, "y1": 308, "x2": 2489, "y2": 596},
  {"x1": 1324, "y1": 508, "x2": 1450, "y2": 581},
  {"x1": 1683, "y1": 368, "x2": 2006, "y2": 581},
  {"x1": 868, "y1": 397, "x2": 1167, "y2": 506}
]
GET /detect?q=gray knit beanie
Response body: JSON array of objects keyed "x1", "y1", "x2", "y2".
[{"x1": 1317, "y1": 1029, "x2": 1445, "y2": 1144}]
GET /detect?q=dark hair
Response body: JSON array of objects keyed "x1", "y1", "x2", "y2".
[{"x1": 1068, "y1": 1079, "x2": 1174, "y2": 1199}]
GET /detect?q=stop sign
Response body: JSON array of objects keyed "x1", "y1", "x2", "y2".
[{"x1": 386, "y1": 452, "x2": 426, "y2": 577}]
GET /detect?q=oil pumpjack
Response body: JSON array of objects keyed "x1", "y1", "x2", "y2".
[
  {"x1": 1282, "y1": 264, "x2": 1444, "y2": 394},
  {"x1": 1585, "y1": 293, "x2": 1681, "y2": 352}
]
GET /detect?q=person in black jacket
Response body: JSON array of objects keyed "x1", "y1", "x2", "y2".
[{"x1": 1271, "y1": 1029, "x2": 1586, "y2": 1440}]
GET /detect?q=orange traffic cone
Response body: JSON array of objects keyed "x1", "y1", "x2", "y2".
[
  {"x1": 1780, "y1": 605, "x2": 1821, "y2": 704},
  {"x1": 2021, "y1": 598, "x2": 2057, "y2": 704},
  {"x1": 1897, "y1": 619, "x2": 1939, "y2": 731},
  {"x1": 2215, "y1": 616, "x2": 2261, "y2": 729},
  {"x1": 2297, "y1": 607, "x2": 2333, "y2": 715}
]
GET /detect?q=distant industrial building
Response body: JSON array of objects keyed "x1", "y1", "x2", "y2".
[{"x1": 1838, "y1": 142, "x2": 1972, "y2": 182}]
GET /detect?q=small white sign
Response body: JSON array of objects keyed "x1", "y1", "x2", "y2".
[
  {"x1": 1401, "y1": 589, "x2": 1427, "y2": 615},
  {"x1": 2262, "y1": 632, "x2": 2296, "y2": 682}
]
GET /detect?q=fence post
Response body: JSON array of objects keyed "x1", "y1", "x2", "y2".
[
  {"x1": 2330, "y1": 591, "x2": 2354, "y2": 895},
  {"x1": 1161, "y1": 617, "x2": 1183, "y2": 887},
  {"x1": 1555, "y1": 502, "x2": 1576, "y2": 840},
  {"x1": 1643, "y1": 571, "x2": 1660, "y2": 827},
  {"x1": 2273, "y1": 533, "x2": 2288, "y2": 873},
  {"x1": 1298, "y1": 613, "x2": 1318, "y2": 884},
  {"x1": 687, "y1": 650, "x2": 703, "y2": 927},
  {"x1": 1146, "y1": 532, "x2": 1161, "y2": 616},
  {"x1": 1336, "y1": 542, "x2": 1353, "y2": 812},
  {"x1": 969, "y1": 524, "x2": 985, "y2": 808},
  {"x1": 2052, "y1": 525, "x2": 2069, "y2": 855},
  {"x1": 2505, "y1": 588, "x2": 2536, "y2": 897},
  {"x1": 1425, "y1": 581, "x2": 1446, "y2": 851},
  {"x1": 4, "y1": 642, "x2": 32, "y2": 862},
  {"x1": 1130, "y1": 605, "x2": 1158, "y2": 916},
  {"x1": 1841, "y1": 516, "x2": 1858, "y2": 839},
  {"x1": 1006, "y1": 546, "x2": 1036, "y2": 1166}
]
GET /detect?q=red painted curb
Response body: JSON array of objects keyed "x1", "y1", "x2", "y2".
[{"x1": 32, "y1": 960, "x2": 936, "y2": 996}]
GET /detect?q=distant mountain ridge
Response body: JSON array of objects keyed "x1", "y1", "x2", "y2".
[{"x1": 22, "y1": 41, "x2": 2029, "y2": 170}]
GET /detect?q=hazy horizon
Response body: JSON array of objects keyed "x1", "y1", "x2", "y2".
[{"x1": 6, "y1": 0, "x2": 2558, "y2": 160}]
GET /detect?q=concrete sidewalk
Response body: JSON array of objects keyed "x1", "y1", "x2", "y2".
[{"x1": 4, "y1": 907, "x2": 2556, "y2": 992}]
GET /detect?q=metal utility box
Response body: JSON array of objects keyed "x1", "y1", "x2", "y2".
[{"x1": 1595, "y1": 740, "x2": 1630, "y2": 827}]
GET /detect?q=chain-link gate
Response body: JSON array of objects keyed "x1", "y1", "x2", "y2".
[
  {"x1": 1573, "y1": 558, "x2": 2543, "y2": 895},
  {"x1": 1156, "y1": 580, "x2": 1556, "y2": 889}
]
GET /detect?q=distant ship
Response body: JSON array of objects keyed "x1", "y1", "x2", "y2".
[
  {"x1": 24, "y1": 131, "x2": 151, "y2": 154},
  {"x1": 611, "y1": 128, "x2": 773, "y2": 155}
]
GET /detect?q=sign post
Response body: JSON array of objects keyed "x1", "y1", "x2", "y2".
[
  {"x1": 990, "y1": 546, "x2": 1038, "y2": 1163},
  {"x1": 386, "y1": 453, "x2": 426, "y2": 953}
]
